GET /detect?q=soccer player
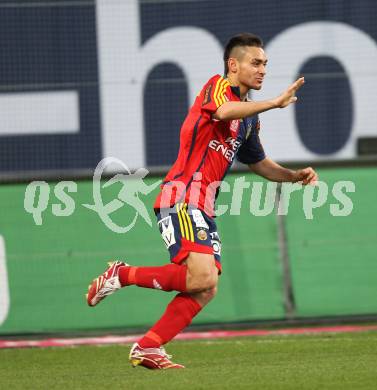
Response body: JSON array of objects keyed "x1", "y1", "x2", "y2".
[{"x1": 86, "y1": 33, "x2": 318, "y2": 369}]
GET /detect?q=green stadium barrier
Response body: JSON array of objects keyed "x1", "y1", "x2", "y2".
[
  {"x1": 0, "y1": 174, "x2": 283, "y2": 334},
  {"x1": 285, "y1": 167, "x2": 377, "y2": 317},
  {"x1": 0, "y1": 167, "x2": 376, "y2": 335}
]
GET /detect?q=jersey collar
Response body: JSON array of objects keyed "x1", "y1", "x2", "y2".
[
  {"x1": 230, "y1": 85, "x2": 241, "y2": 98},
  {"x1": 223, "y1": 76, "x2": 247, "y2": 101}
]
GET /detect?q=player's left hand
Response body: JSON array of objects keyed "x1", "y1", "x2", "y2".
[{"x1": 292, "y1": 167, "x2": 318, "y2": 185}]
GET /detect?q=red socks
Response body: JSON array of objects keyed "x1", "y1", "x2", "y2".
[
  {"x1": 118, "y1": 263, "x2": 187, "y2": 292},
  {"x1": 118, "y1": 264, "x2": 201, "y2": 348},
  {"x1": 138, "y1": 293, "x2": 202, "y2": 348}
]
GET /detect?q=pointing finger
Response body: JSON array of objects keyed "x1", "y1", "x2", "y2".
[{"x1": 292, "y1": 77, "x2": 305, "y2": 90}]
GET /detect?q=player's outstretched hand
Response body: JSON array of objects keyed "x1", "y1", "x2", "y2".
[
  {"x1": 274, "y1": 77, "x2": 305, "y2": 108},
  {"x1": 292, "y1": 166, "x2": 318, "y2": 185}
]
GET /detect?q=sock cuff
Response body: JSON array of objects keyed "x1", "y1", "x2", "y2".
[
  {"x1": 128, "y1": 266, "x2": 138, "y2": 285},
  {"x1": 143, "y1": 330, "x2": 163, "y2": 346},
  {"x1": 118, "y1": 265, "x2": 137, "y2": 286}
]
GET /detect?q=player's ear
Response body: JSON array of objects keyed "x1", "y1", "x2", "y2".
[{"x1": 228, "y1": 57, "x2": 238, "y2": 74}]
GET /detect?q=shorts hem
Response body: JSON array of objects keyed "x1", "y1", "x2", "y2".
[{"x1": 171, "y1": 238, "x2": 222, "y2": 273}]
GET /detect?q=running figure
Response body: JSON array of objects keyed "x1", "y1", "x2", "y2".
[{"x1": 86, "y1": 33, "x2": 318, "y2": 370}]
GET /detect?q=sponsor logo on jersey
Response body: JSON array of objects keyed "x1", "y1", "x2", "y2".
[
  {"x1": 208, "y1": 136, "x2": 242, "y2": 162},
  {"x1": 192, "y1": 209, "x2": 209, "y2": 229},
  {"x1": 210, "y1": 232, "x2": 221, "y2": 256},
  {"x1": 158, "y1": 215, "x2": 176, "y2": 248},
  {"x1": 230, "y1": 119, "x2": 240, "y2": 134}
]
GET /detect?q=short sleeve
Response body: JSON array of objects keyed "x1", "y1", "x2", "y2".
[
  {"x1": 200, "y1": 75, "x2": 231, "y2": 114},
  {"x1": 237, "y1": 116, "x2": 266, "y2": 164}
]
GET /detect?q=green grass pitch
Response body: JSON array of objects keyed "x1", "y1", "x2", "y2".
[{"x1": 1, "y1": 332, "x2": 376, "y2": 389}]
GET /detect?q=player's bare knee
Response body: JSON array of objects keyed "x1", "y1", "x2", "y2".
[
  {"x1": 192, "y1": 286, "x2": 218, "y2": 307},
  {"x1": 185, "y1": 252, "x2": 218, "y2": 292},
  {"x1": 204, "y1": 285, "x2": 218, "y2": 301},
  {"x1": 198, "y1": 270, "x2": 218, "y2": 291},
  {"x1": 186, "y1": 267, "x2": 218, "y2": 292}
]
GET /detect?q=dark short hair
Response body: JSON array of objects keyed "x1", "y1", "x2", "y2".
[{"x1": 223, "y1": 33, "x2": 264, "y2": 74}]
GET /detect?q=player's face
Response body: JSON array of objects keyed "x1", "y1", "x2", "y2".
[{"x1": 237, "y1": 47, "x2": 267, "y2": 90}]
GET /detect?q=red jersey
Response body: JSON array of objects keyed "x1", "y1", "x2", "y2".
[{"x1": 154, "y1": 74, "x2": 265, "y2": 216}]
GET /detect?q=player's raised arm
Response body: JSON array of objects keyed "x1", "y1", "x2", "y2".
[
  {"x1": 248, "y1": 157, "x2": 318, "y2": 185},
  {"x1": 213, "y1": 77, "x2": 305, "y2": 121}
]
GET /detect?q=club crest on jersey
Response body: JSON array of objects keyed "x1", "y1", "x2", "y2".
[
  {"x1": 202, "y1": 83, "x2": 212, "y2": 106},
  {"x1": 230, "y1": 119, "x2": 240, "y2": 134},
  {"x1": 197, "y1": 229, "x2": 208, "y2": 241}
]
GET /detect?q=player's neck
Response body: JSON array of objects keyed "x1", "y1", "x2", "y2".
[{"x1": 225, "y1": 75, "x2": 249, "y2": 101}]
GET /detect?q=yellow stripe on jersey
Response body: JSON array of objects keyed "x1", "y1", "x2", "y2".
[
  {"x1": 218, "y1": 80, "x2": 230, "y2": 106},
  {"x1": 178, "y1": 203, "x2": 190, "y2": 240},
  {"x1": 215, "y1": 78, "x2": 228, "y2": 107},
  {"x1": 176, "y1": 203, "x2": 185, "y2": 238},
  {"x1": 212, "y1": 77, "x2": 224, "y2": 108},
  {"x1": 181, "y1": 204, "x2": 192, "y2": 241},
  {"x1": 182, "y1": 204, "x2": 194, "y2": 242}
]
